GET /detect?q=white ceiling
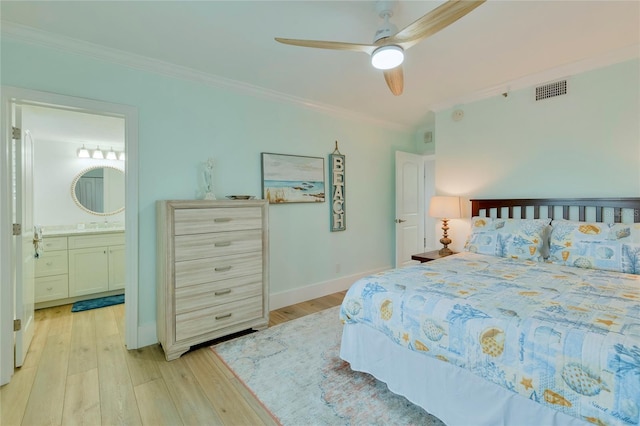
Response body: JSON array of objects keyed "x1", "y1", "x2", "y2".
[
  {"x1": 2, "y1": 1, "x2": 639, "y2": 130},
  {"x1": 22, "y1": 105, "x2": 125, "y2": 148}
]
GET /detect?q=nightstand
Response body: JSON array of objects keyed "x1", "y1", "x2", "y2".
[{"x1": 411, "y1": 250, "x2": 456, "y2": 263}]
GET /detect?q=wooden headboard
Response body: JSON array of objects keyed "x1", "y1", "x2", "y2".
[{"x1": 470, "y1": 198, "x2": 640, "y2": 223}]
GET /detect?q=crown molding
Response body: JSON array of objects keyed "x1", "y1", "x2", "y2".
[
  {"x1": 1, "y1": 21, "x2": 409, "y2": 131},
  {"x1": 430, "y1": 43, "x2": 640, "y2": 112}
]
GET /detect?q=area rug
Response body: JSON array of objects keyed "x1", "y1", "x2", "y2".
[
  {"x1": 211, "y1": 306, "x2": 445, "y2": 426},
  {"x1": 71, "y1": 294, "x2": 124, "y2": 312}
]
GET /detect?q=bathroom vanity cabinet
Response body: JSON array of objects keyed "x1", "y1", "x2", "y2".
[
  {"x1": 35, "y1": 230, "x2": 125, "y2": 308},
  {"x1": 68, "y1": 232, "x2": 125, "y2": 296},
  {"x1": 35, "y1": 236, "x2": 69, "y2": 303}
]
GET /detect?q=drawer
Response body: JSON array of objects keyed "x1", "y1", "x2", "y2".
[
  {"x1": 175, "y1": 274, "x2": 263, "y2": 315},
  {"x1": 35, "y1": 251, "x2": 69, "y2": 277},
  {"x1": 175, "y1": 295, "x2": 263, "y2": 341},
  {"x1": 174, "y1": 229, "x2": 262, "y2": 262},
  {"x1": 68, "y1": 232, "x2": 125, "y2": 250},
  {"x1": 174, "y1": 207, "x2": 262, "y2": 235},
  {"x1": 175, "y1": 252, "x2": 262, "y2": 288},
  {"x1": 41, "y1": 237, "x2": 67, "y2": 251},
  {"x1": 35, "y1": 275, "x2": 69, "y2": 302}
]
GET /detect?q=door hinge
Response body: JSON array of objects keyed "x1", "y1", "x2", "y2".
[
  {"x1": 424, "y1": 237, "x2": 426, "y2": 248},
  {"x1": 14, "y1": 319, "x2": 21, "y2": 331},
  {"x1": 12, "y1": 126, "x2": 21, "y2": 140},
  {"x1": 13, "y1": 223, "x2": 22, "y2": 236}
]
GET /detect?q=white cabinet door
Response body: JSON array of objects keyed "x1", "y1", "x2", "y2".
[
  {"x1": 68, "y1": 247, "x2": 109, "y2": 296},
  {"x1": 108, "y1": 245, "x2": 125, "y2": 290}
]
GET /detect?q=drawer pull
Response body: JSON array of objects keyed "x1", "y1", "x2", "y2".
[
  {"x1": 214, "y1": 266, "x2": 232, "y2": 272},
  {"x1": 46, "y1": 287, "x2": 53, "y2": 291},
  {"x1": 214, "y1": 289, "x2": 231, "y2": 296},
  {"x1": 46, "y1": 261, "x2": 53, "y2": 266},
  {"x1": 214, "y1": 241, "x2": 232, "y2": 247},
  {"x1": 215, "y1": 313, "x2": 232, "y2": 320},
  {"x1": 214, "y1": 218, "x2": 232, "y2": 223}
]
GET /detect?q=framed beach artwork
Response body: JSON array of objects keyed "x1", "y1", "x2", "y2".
[{"x1": 261, "y1": 153, "x2": 325, "y2": 203}]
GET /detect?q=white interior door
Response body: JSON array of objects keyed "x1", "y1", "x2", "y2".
[
  {"x1": 395, "y1": 151, "x2": 425, "y2": 267},
  {"x1": 13, "y1": 103, "x2": 36, "y2": 367}
]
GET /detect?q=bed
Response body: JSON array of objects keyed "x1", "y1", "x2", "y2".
[{"x1": 340, "y1": 198, "x2": 640, "y2": 426}]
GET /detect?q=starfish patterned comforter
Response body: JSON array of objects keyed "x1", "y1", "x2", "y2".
[{"x1": 340, "y1": 252, "x2": 640, "y2": 426}]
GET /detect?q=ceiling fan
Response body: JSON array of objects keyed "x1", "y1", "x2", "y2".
[{"x1": 275, "y1": 0, "x2": 485, "y2": 96}]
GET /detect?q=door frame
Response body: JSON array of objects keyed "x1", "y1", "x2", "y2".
[
  {"x1": 423, "y1": 155, "x2": 437, "y2": 251},
  {"x1": 0, "y1": 86, "x2": 139, "y2": 385}
]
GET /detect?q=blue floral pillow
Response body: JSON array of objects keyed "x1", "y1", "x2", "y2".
[
  {"x1": 465, "y1": 217, "x2": 551, "y2": 261},
  {"x1": 548, "y1": 220, "x2": 640, "y2": 274}
]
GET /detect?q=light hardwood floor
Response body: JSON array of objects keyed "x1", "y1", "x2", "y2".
[{"x1": 1, "y1": 291, "x2": 346, "y2": 426}]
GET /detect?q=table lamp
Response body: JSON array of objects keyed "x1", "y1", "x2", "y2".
[{"x1": 428, "y1": 196, "x2": 461, "y2": 256}]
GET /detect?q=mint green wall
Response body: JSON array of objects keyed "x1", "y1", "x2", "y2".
[
  {"x1": 1, "y1": 37, "x2": 416, "y2": 331},
  {"x1": 434, "y1": 59, "x2": 639, "y2": 251},
  {"x1": 435, "y1": 59, "x2": 639, "y2": 198}
]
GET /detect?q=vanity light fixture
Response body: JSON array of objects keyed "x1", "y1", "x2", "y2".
[
  {"x1": 92, "y1": 146, "x2": 104, "y2": 159},
  {"x1": 118, "y1": 151, "x2": 125, "y2": 161},
  {"x1": 77, "y1": 145, "x2": 90, "y2": 158},
  {"x1": 106, "y1": 147, "x2": 117, "y2": 160}
]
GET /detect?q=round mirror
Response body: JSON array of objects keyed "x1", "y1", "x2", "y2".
[{"x1": 71, "y1": 165, "x2": 125, "y2": 216}]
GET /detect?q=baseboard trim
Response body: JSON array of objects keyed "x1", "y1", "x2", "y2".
[{"x1": 269, "y1": 266, "x2": 391, "y2": 310}]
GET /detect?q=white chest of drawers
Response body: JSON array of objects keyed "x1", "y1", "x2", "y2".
[{"x1": 156, "y1": 199, "x2": 269, "y2": 361}]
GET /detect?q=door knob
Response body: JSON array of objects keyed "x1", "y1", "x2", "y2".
[{"x1": 395, "y1": 219, "x2": 406, "y2": 223}]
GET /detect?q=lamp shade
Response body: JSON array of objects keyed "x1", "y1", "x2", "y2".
[
  {"x1": 429, "y1": 196, "x2": 461, "y2": 219},
  {"x1": 106, "y1": 147, "x2": 117, "y2": 160},
  {"x1": 77, "y1": 145, "x2": 90, "y2": 158},
  {"x1": 92, "y1": 146, "x2": 104, "y2": 159}
]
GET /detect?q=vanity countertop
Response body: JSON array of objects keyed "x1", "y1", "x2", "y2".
[{"x1": 42, "y1": 225, "x2": 125, "y2": 237}]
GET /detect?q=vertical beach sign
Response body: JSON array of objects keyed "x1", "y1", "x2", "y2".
[{"x1": 330, "y1": 141, "x2": 345, "y2": 231}]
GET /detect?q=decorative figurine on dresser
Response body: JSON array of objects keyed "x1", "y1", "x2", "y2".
[{"x1": 156, "y1": 199, "x2": 269, "y2": 361}]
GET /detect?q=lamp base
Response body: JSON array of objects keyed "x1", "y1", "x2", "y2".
[
  {"x1": 438, "y1": 218, "x2": 453, "y2": 256},
  {"x1": 438, "y1": 247, "x2": 454, "y2": 256}
]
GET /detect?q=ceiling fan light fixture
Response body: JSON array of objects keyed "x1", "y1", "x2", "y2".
[{"x1": 371, "y1": 45, "x2": 404, "y2": 70}]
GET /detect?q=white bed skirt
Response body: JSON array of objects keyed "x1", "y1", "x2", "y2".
[{"x1": 340, "y1": 322, "x2": 587, "y2": 426}]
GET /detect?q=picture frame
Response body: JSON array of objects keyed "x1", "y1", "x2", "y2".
[{"x1": 261, "y1": 153, "x2": 325, "y2": 204}]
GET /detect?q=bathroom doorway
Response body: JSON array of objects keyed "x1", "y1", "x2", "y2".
[{"x1": 0, "y1": 87, "x2": 139, "y2": 385}]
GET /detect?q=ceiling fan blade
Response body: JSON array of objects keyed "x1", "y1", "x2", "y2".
[
  {"x1": 388, "y1": 0, "x2": 485, "y2": 50},
  {"x1": 275, "y1": 37, "x2": 376, "y2": 54},
  {"x1": 383, "y1": 66, "x2": 404, "y2": 96}
]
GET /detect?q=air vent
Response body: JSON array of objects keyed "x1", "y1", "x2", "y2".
[{"x1": 535, "y1": 80, "x2": 567, "y2": 101}]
